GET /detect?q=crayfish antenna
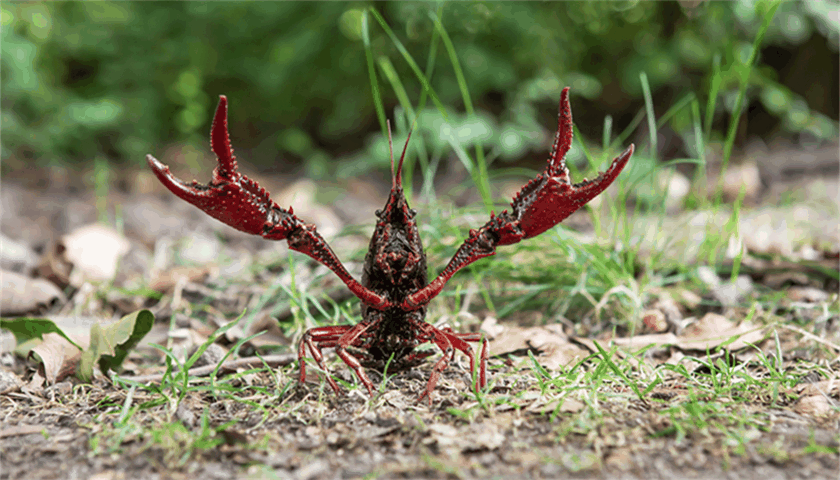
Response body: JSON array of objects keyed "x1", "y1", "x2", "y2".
[
  {"x1": 387, "y1": 120, "x2": 396, "y2": 189},
  {"x1": 395, "y1": 121, "x2": 414, "y2": 190},
  {"x1": 386, "y1": 118, "x2": 415, "y2": 190}
]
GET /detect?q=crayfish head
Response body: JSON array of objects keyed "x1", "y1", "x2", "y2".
[{"x1": 362, "y1": 183, "x2": 428, "y2": 300}]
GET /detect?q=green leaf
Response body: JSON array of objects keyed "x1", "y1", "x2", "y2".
[
  {"x1": 77, "y1": 309, "x2": 154, "y2": 381},
  {"x1": 0, "y1": 317, "x2": 83, "y2": 351}
]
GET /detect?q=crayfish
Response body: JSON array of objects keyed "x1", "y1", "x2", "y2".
[{"x1": 147, "y1": 87, "x2": 633, "y2": 403}]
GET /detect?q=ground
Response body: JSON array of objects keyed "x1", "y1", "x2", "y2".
[{"x1": 1, "y1": 142, "x2": 838, "y2": 479}]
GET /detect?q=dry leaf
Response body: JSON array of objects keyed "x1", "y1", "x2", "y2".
[
  {"x1": 0, "y1": 233, "x2": 38, "y2": 272},
  {"x1": 1, "y1": 270, "x2": 65, "y2": 315},
  {"x1": 576, "y1": 313, "x2": 763, "y2": 359},
  {"x1": 786, "y1": 287, "x2": 830, "y2": 303},
  {"x1": 24, "y1": 370, "x2": 45, "y2": 394},
  {"x1": 605, "y1": 333, "x2": 679, "y2": 350},
  {"x1": 29, "y1": 332, "x2": 81, "y2": 384},
  {"x1": 490, "y1": 323, "x2": 588, "y2": 370},
  {"x1": 795, "y1": 379, "x2": 839, "y2": 397},
  {"x1": 675, "y1": 313, "x2": 765, "y2": 351},
  {"x1": 794, "y1": 396, "x2": 834, "y2": 417},
  {"x1": 0, "y1": 369, "x2": 24, "y2": 394},
  {"x1": 528, "y1": 396, "x2": 585, "y2": 414},
  {"x1": 0, "y1": 424, "x2": 46, "y2": 438},
  {"x1": 34, "y1": 240, "x2": 73, "y2": 288},
  {"x1": 149, "y1": 264, "x2": 216, "y2": 292}
]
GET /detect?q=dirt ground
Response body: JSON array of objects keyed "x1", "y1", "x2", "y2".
[
  {"x1": 1, "y1": 366, "x2": 838, "y2": 480},
  {"x1": 1, "y1": 142, "x2": 839, "y2": 479}
]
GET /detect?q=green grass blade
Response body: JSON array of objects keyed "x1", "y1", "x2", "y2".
[
  {"x1": 361, "y1": 10, "x2": 386, "y2": 136},
  {"x1": 689, "y1": 98, "x2": 708, "y2": 209},
  {"x1": 704, "y1": 53, "x2": 722, "y2": 142},
  {"x1": 639, "y1": 72, "x2": 657, "y2": 161},
  {"x1": 416, "y1": 4, "x2": 443, "y2": 116},
  {"x1": 655, "y1": 93, "x2": 696, "y2": 130},
  {"x1": 609, "y1": 108, "x2": 646, "y2": 152},
  {"x1": 592, "y1": 340, "x2": 644, "y2": 400},
  {"x1": 602, "y1": 114, "x2": 613, "y2": 155},
  {"x1": 368, "y1": 7, "x2": 448, "y2": 120},
  {"x1": 377, "y1": 55, "x2": 418, "y2": 199},
  {"x1": 428, "y1": 9, "x2": 492, "y2": 212}
]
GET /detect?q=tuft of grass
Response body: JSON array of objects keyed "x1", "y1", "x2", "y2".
[{"x1": 713, "y1": 0, "x2": 782, "y2": 206}]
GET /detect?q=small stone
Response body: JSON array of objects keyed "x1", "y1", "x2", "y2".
[
  {"x1": 696, "y1": 266, "x2": 721, "y2": 288},
  {"x1": 712, "y1": 275, "x2": 753, "y2": 307},
  {"x1": 657, "y1": 170, "x2": 691, "y2": 212},
  {"x1": 722, "y1": 161, "x2": 761, "y2": 203}
]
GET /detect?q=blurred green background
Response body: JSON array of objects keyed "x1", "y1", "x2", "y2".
[{"x1": 2, "y1": 1, "x2": 837, "y2": 180}]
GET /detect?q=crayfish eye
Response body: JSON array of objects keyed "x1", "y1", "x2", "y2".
[
  {"x1": 375, "y1": 209, "x2": 382, "y2": 217},
  {"x1": 409, "y1": 208, "x2": 417, "y2": 218}
]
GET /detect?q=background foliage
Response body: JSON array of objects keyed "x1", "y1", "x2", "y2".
[{"x1": 2, "y1": 1, "x2": 837, "y2": 178}]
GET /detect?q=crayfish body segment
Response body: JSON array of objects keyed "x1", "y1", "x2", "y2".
[{"x1": 147, "y1": 87, "x2": 632, "y2": 404}]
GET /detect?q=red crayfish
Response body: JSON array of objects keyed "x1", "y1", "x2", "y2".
[{"x1": 147, "y1": 87, "x2": 633, "y2": 403}]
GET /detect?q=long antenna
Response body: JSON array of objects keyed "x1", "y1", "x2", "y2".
[
  {"x1": 395, "y1": 125, "x2": 414, "y2": 189},
  {"x1": 387, "y1": 120, "x2": 396, "y2": 189}
]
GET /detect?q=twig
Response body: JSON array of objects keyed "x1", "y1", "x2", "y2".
[
  {"x1": 777, "y1": 324, "x2": 840, "y2": 352},
  {"x1": 117, "y1": 353, "x2": 297, "y2": 384}
]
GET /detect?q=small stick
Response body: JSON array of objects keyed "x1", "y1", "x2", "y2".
[{"x1": 118, "y1": 353, "x2": 296, "y2": 383}]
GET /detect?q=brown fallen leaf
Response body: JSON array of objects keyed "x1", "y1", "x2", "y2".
[
  {"x1": 0, "y1": 270, "x2": 66, "y2": 315},
  {"x1": 29, "y1": 332, "x2": 81, "y2": 384},
  {"x1": 786, "y1": 286, "x2": 830, "y2": 303},
  {"x1": 675, "y1": 313, "x2": 765, "y2": 351},
  {"x1": 575, "y1": 313, "x2": 764, "y2": 358},
  {"x1": 0, "y1": 369, "x2": 24, "y2": 394},
  {"x1": 794, "y1": 395, "x2": 835, "y2": 417},
  {"x1": 149, "y1": 264, "x2": 217, "y2": 292},
  {"x1": 795, "y1": 378, "x2": 839, "y2": 397},
  {"x1": 242, "y1": 312, "x2": 291, "y2": 349},
  {"x1": 24, "y1": 370, "x2": 45, "y2": 394},
  {"x1": 34, "y1": 241, "x2": 73, "y2": 288},
  {"x1": 527, "y1": 396, "x2": 585, "y2": 414},
  {"x1": 489, "y1": 323, "x2": 588, "y2": 370},
  {"x1": 0, "y1": 233, "x2": 38, "y2": 273},
  {"x1": 600, "y1": 333, "x2": 679, "y2": 350}
]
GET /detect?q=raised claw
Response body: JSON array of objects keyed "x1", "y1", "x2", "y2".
[
  {"x1": 499, "y1": 86, "x2": 634, "y2": 244},
  {"x1": 147, "y1": 95, "x2": 394, "y2": 310},
  {"x1": 400, "y1": 87, "x2": 632, "y2": 310}
]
